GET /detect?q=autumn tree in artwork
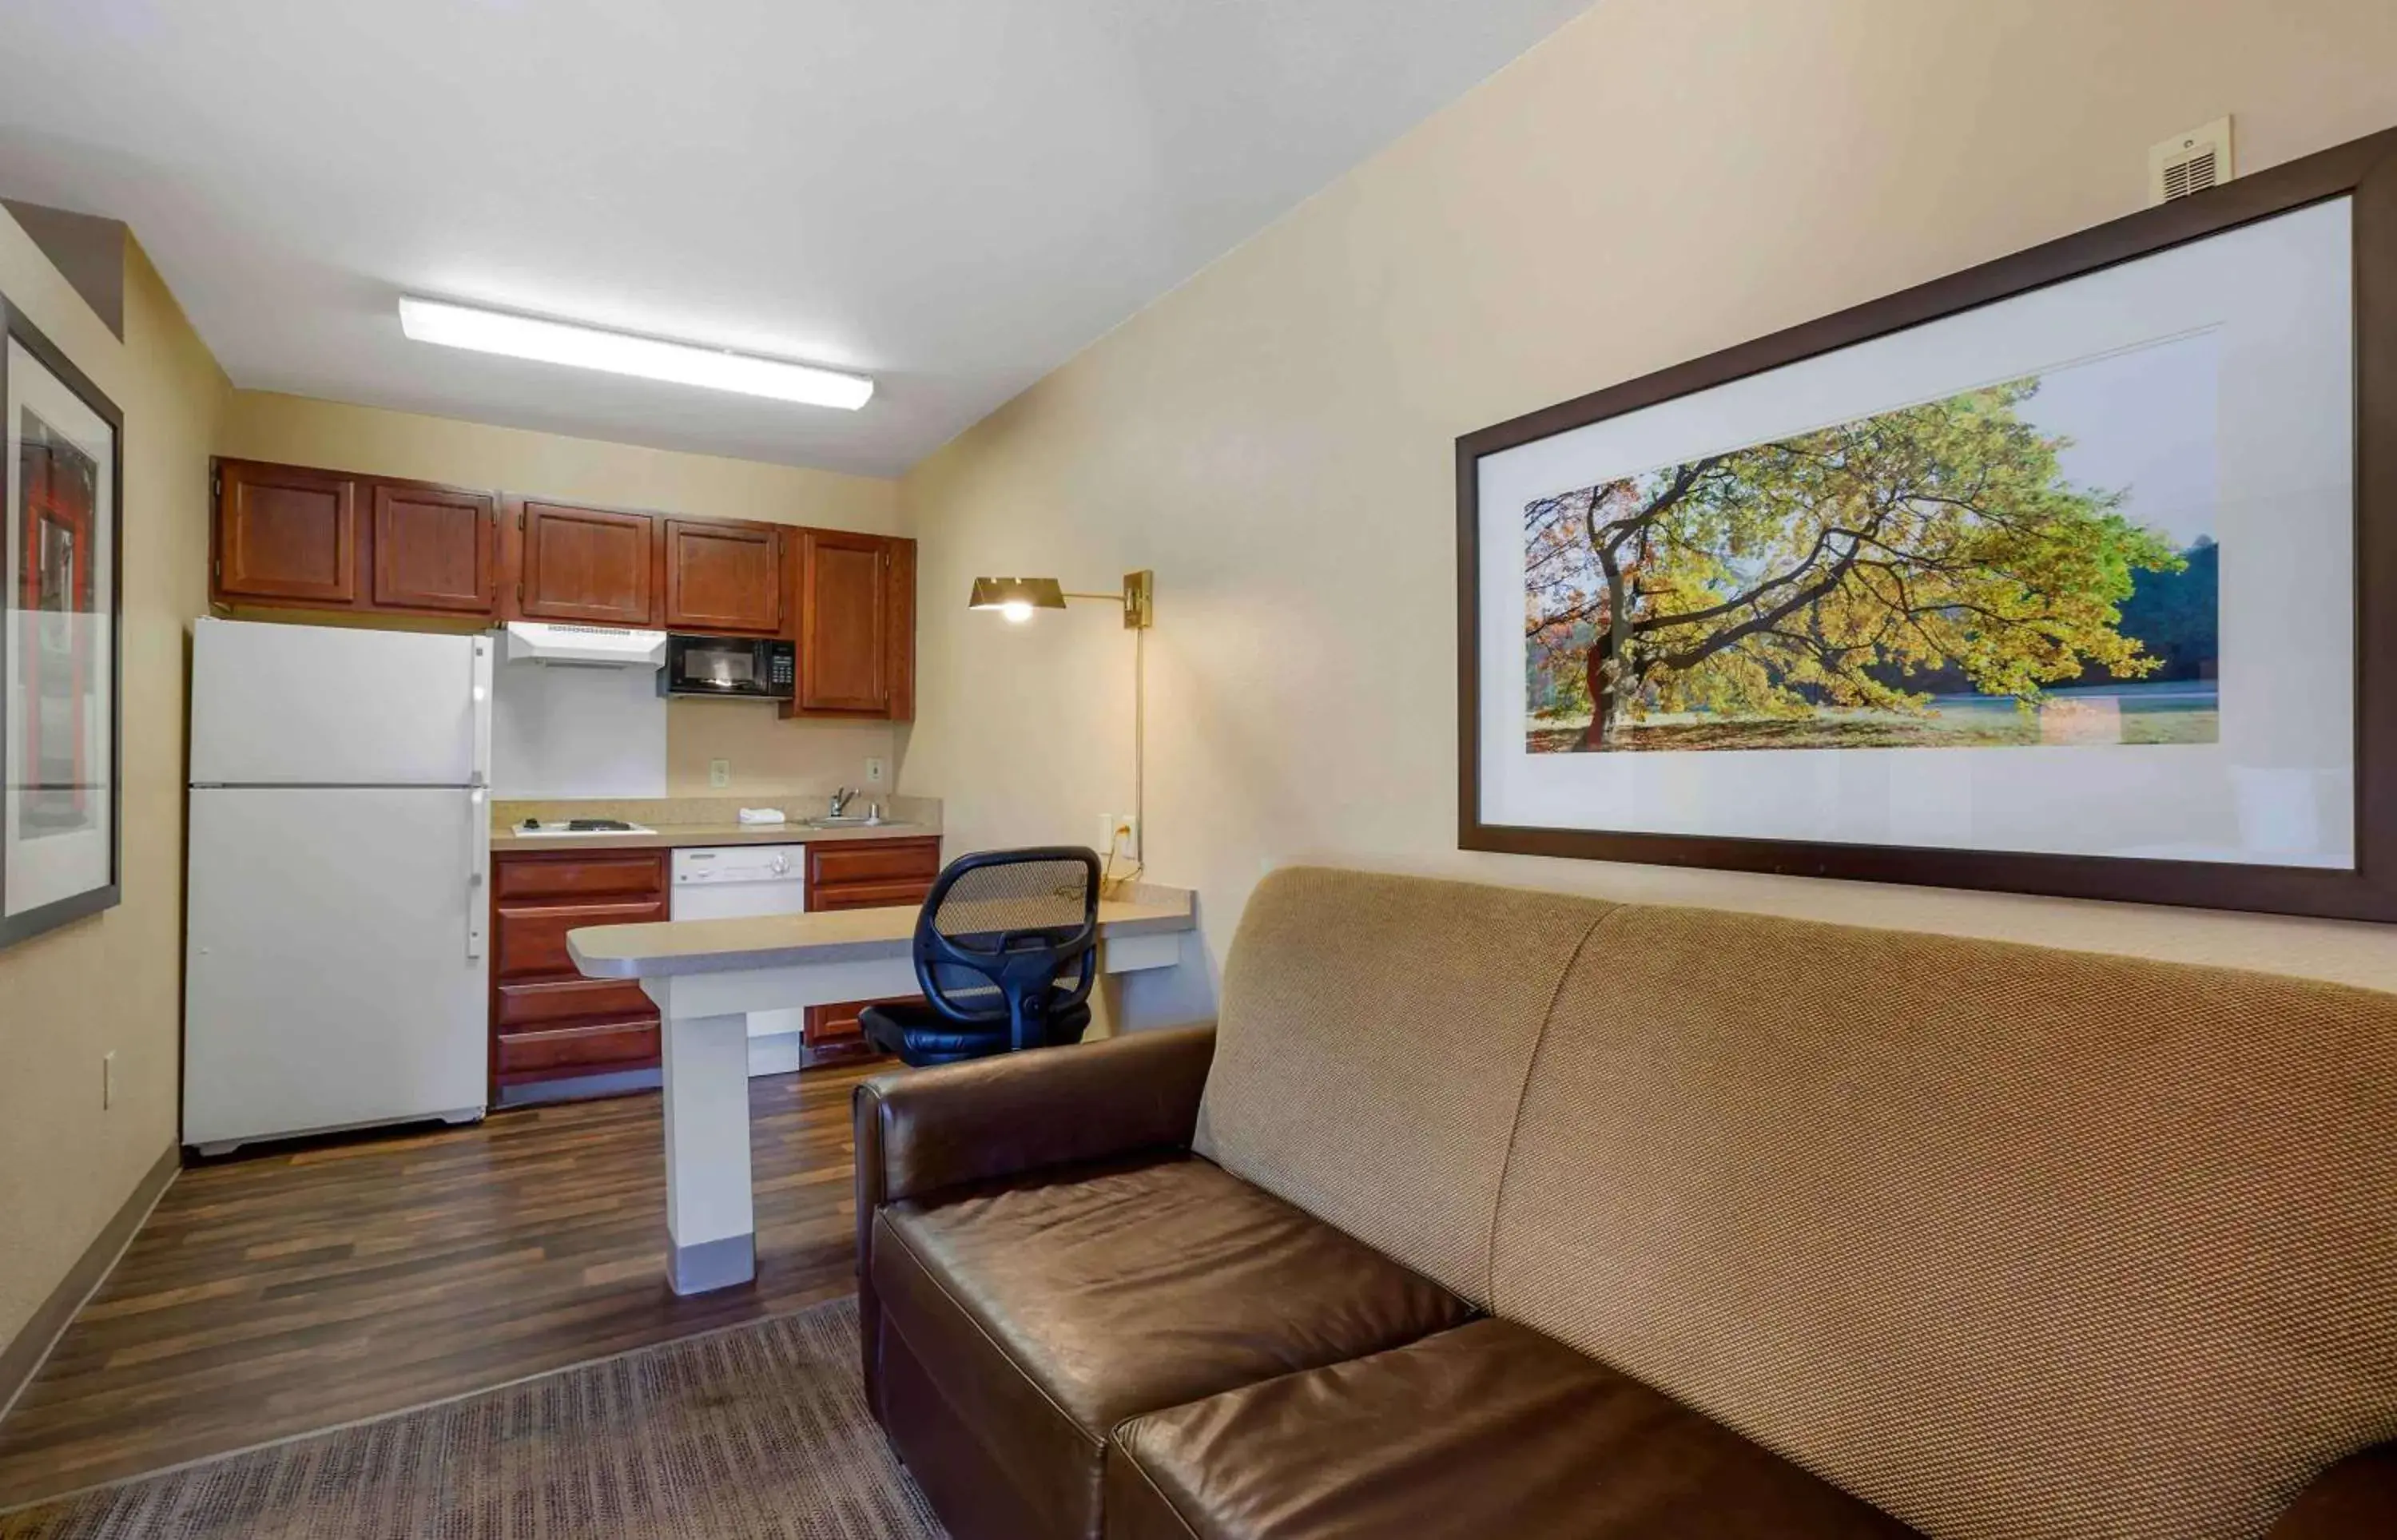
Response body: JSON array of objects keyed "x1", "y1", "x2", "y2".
[{"x1": 1523, "y1": 379, "x2": 2185, "y2": 748}]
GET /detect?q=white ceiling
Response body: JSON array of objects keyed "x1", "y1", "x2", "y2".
[{"x1": 0, "y1": 0, "x2": 1593, "y2": 477}]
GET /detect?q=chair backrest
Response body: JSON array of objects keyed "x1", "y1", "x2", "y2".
[{"x1": 912, "y1": 846, "x2": 1102, "y2": 1051}]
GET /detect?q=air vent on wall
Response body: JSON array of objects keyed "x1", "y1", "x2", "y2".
[{"x1": 2150, "y1": 117, "x2": 2234, "y2": 205}]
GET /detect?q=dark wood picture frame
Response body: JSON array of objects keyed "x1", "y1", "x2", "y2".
[
  {"x1": 1457, "y1": 126, "x2": 2397, "y2": 923},
  {"x1": 0, "y1": 295, "x2": 126, "y2": 950}
]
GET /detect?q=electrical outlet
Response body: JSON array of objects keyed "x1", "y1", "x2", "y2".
[
  {"x1": 708, "y1": 758, "x2": 731, "y2": 789},
  {"x1": 865, "y1": 756, "x2": 887, "y2": 786},
  {"x1": 103, "y1": 1050, "x2": 117, "y2": 1111},
  {"x1": 1099, "y1": 813, "x2": 1142, "y2": 863}
]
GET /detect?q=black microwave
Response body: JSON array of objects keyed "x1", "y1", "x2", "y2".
[{"x1": 660, "y1": 634, "x2": 795, "y2": 700}]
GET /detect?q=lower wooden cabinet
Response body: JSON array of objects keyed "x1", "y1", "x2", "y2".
[
  {"x1": 803, "y1": 994, "x2": 916, "y2": 1066},
  {"x1": 804, "y1": 835, "x2": 944, "y2": 1067},
  {"x1": 490, "y1": 849, "x2": 668, "y2": 1101},
  {"x1": 488, "y1": 837, "x2": 942, "y2": 1088}
]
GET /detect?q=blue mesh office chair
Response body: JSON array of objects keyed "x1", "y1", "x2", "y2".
[{"x1": 860, "y1": 846, "x2": 1102, "y2": 1067}]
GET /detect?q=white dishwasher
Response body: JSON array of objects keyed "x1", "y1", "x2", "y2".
[{"x1": 671, "y1": 845, "x2": 808, "y2": 1076}]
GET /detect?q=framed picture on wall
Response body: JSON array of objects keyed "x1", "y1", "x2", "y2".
[
  {"x1": 1457, "y1": 126, "x2": 2397, "y2": 922},
  {"x1": 2, "y1": 293, "x2": 124, "y2": 949}
]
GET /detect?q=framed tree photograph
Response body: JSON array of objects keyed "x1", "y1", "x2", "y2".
[
  {"x1": 1457, "y1": 128, "x2": 2397, "y2": 921},
  {"x1": 2, "y1": 295, "x2": 123, "y2": 949}
]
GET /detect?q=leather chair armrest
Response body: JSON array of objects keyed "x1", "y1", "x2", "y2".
[
  {"x1": 2267, "y1": 1445, "x2": 2397, "y2": 1538},
  {"x1": 853, "y1": 1023, "x2": 1217, "y2": 1212}
]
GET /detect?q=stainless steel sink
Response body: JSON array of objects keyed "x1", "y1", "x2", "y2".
[{"x1": 801, "y1": 816, "x2": 912, "y2": 829}]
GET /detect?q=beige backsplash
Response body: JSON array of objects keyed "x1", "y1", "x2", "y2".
[{"x1": 663, "y1": 700, "x2": 898, "y2": 799}]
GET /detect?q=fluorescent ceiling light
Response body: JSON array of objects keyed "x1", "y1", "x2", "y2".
[{"x1": 396, "y1": 297, "x2": 873, "y2": 411}]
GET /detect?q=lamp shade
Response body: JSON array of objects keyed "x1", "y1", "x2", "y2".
[{"x1": 968, "y1": 577, "x2": 1067, "y2": 613}]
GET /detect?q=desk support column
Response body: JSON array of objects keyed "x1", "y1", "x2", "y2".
[{"x1": 651, "y1": 981, "x2": 756, "y2": 1295}]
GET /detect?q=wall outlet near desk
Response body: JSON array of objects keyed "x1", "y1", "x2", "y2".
[
  {"x1": 708, "y1": 758, "x2": 731, "y2": 788},
  {"x1": 865, "y1": 756, "x2": 887, "y2": 786},
  {"x1": 1100, "y1": 813, "x2": 1141, "y2": 864}
]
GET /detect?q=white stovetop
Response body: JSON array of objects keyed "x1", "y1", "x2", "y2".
[{"x1": 511, "y1": 821, "x2": 658, "y2": 839}]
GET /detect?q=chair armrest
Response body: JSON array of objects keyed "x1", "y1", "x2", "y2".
[
  {"x1": 854, "y1": 1024, "x2": 1217, "y2": 1215},
  {"x1": 2268, "y1": 1445, "x2": 2397, "y2": 1538}
]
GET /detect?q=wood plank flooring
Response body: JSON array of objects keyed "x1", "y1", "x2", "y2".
[{"x1": 0, "y1": 1063, "x2": 882, "y2": 1510}]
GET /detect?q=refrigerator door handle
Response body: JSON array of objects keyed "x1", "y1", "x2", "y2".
[
  {"x1": 467, "y1": 787, "x2": 488, "y2": 960},
  {"x1": 469, "y1": 637, "x2": 493, "y2": 789}
]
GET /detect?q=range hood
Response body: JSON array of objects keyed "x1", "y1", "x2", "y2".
[{"x1": 499, "y1": 621, "x2": 669, "y2": 669}]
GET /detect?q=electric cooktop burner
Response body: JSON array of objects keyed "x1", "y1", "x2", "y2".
[{"x1": 515, "y1": 818, "x2": 654, "y2": 837}]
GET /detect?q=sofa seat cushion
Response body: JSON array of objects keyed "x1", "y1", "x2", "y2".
[
  {"x1": 873, "y1": 1153, "x2": 1475, "y2": 1540},
  {"x1": 1105, "y1": 1317, "x2": 1923, "y2": 1540}
]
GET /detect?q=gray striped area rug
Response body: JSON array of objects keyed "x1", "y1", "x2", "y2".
[{"x1": 0, "y1": 1296, "x2": 944, "y2": 1539}]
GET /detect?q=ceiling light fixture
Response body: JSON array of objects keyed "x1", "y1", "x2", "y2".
[{"x1": 396, "y1": 297, "x2": 874, "y2": 411}]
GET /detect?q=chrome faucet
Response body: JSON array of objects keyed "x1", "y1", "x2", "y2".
[{"x1": 829, "y1": 786, "x2": 859, "y2": 818}]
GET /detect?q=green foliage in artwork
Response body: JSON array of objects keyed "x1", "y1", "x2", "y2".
[{"x1": 1524, "y1": 378, "x2": 2186, "y2": 748}]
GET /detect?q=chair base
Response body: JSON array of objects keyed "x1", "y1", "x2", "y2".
[{"x1": 861, "y1": 1001, "x2": 1093, "y2": 1067}]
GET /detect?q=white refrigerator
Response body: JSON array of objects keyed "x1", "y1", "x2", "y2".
[{"x1": 184, "y1": 617, "x2": 494, "y2": 1154}]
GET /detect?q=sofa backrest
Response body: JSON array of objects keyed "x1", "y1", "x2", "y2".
[
  {"x1": 1489, "y1": 903, "x2": 2397, "y2": 1540},
  {"x1": 1192, "y1": 866, "x2": 1615, "y2": 1302}
]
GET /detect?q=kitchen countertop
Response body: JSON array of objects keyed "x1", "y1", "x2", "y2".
[
  {"x1": 489, "y1": 820, "x2": 939, "y2": 852},
  {"x1": 566, "y1": 883, "x2": 1195, "y2": 979},
  {"x1": 489, "y1": 794, "x2": 942, "y2": 851}
]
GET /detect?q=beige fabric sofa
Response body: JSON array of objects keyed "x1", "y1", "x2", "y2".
[{"x1": 856, "y1": 866, "x2": 2397, "y2": 1539}]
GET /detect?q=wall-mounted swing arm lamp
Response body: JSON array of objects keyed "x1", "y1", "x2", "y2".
[
  {"x1": 968, "y1": 572, "x2": 1153, "y2": 629},
  {"x1": 968, "y1": 570, "x2": 1156, "y2": 893}
]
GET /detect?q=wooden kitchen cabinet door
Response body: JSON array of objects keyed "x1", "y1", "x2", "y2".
[
  {"x1": 793, "y1": 529, "x2": 916, "y2": 716},
  {"x1": 515, "y1": 501, "x2": 658, "y2": 626},
  {"x1": 371, "y1": 482, "x2": 498, "y2": 614},
  {"x1": 801, "y1": 834, "x2": 941, "y2": 1066},
  {"x1": 213, "y1": 460, "x2": 360, "y2": 606},
  {"x1": 663, "y1": 518, "x2": 781, "y2": 634}
]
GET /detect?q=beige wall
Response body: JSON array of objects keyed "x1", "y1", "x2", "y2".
[
  {"x1": 219, "y1": 392, "x2": 905, "y2": 796},
  {"x1": 0, "y1": 220, "x2": 229, "y2": 1352},
  {"x1": 898, "y1": 0, "x2": 2397, "y2": 1020}
]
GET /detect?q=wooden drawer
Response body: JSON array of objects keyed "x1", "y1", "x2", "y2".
[
  {"x1": 495, "y1": 1020, "x2": 661, "y2": 1079},
  {"x1": 809, "y1": 837, "x2": 940, "y2": 890},
  {"x1": 495, "y1": 976, "x2": 658, "y2": 1030},
  {"x1": 495, "y1": 899, "x2": 666, "y2": 981},
  {"x1": 812, "y1": 879, "x2": 934, "y2": 913},
  {"x1": 493, "y1": 850, "x2": 666, "y2": 903}
]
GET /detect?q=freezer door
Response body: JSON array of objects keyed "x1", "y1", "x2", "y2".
[
  {"x1": 185, "y1": 787, "x2": 489, "y2": 1149},
  {"x1": 190, "y1": 618, "x2": 491, "y2": 787}
]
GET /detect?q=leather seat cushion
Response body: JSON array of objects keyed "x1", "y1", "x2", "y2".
[
  {"x1": 1105, "y1": 1317, "x2": 1925, "y2": 1540},
  {"x1": 873, "y1": 1153, "x2": 1475, "y2": 1540}
]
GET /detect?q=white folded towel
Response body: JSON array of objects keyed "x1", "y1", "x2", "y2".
[{"x1": 737, "y1": 808, "x2": 788, "y2": 825}]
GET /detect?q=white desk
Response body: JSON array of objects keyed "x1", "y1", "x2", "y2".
[{"x1": 566, "y1": 887, "x2": 1196, "y2": 1294}]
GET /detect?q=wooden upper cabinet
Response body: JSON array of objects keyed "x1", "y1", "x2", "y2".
[
  {"x1": 662, "y1": 518, "x2": 781, "y2": 635},
  {"x1": 214, "y1": 459, "x2": 499, "y2": 619},
  {"x1": 371, "y1": 483, "x2": 496, "y2": 613},
  {"x1": 515, "y1": 501, "x2": 658, "y2": 626},
  {"x1": 793, "y1": 529, "x2": 914, "y2": 717},
  {"x1": 213, "y1": 461, "x2": 920, "y2": 695},
  {"x1": 215, "y1": 460, "x2": 358, "y2": 605}
]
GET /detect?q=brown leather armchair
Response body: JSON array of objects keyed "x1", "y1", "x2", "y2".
[{"x1": 853, "y1": 1024, "x2": 1219, "y2": 1429}]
